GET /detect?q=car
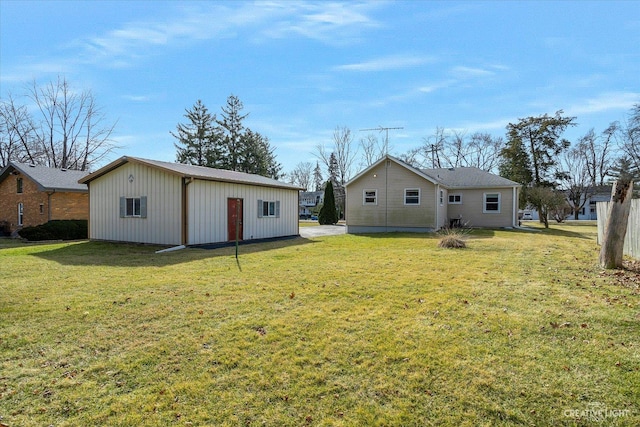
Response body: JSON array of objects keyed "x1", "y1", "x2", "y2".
[
  {"x1": 521, "y1": 212, "x2": 533, "y2": 220},
  {"x1": 310, "y1": 215, "x2": 318, "y2": 221}
]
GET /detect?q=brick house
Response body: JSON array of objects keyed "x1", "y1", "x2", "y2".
[{"x1": 0, "y1": 161, "x2": 89, "y2": 235}]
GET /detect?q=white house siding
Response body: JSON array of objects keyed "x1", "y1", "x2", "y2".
[
  {"x1": 187, "y1": 180, "x2": 299, "y2": 245},
  {"x1": 346, "y1": 160, "x2": 437, "y2": 233},
  {"x1": 446, "y1": 188, "x2": 517, "y2": 228},
  {"x1": 87, "y1": 162, "x2": 182, "y2": 245}
]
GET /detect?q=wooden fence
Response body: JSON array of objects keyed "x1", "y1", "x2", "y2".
[{"x1": 597, "y1": 199, "x2": 639, "y2": 260}]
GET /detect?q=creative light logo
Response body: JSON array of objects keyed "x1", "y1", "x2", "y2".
[{"x1": 563, "y1": 402, "x2": 631, "y2": 422}]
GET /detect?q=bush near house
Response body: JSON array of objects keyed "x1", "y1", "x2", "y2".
[{"x1": 18, "y1": 219, "x2": 88, "y2": 241}]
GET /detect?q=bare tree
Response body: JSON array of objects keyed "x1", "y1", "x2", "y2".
[
  {"x1": 0, "y1": 94, "x2": 39, "y2": 166},
  {"x1": 358, "y1": 133, "x2": 385, "y2": 168},
  {"x1": 577, "y1": 127, "x2": 614, "y2": 187},
  {"x1": 557, "y1": 146, "x2": 593, "y2": 220},
  {"x1": 617, "y1": 104, "x2": 640, "y2": 171},
  {"x1": 289, "y1": 161, "x2": 314, "y2": 190},
  {"x1": 314, "y1": 125, "x2": 358, "y2": 185},
  {"x1": 28, "y1": 76, "x2": 116, "y2": 171}
]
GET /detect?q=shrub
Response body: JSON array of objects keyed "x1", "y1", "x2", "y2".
[
  {"x1": 437, "y1": 224, "x2": 471, "y2": 249},
  {"x1": 18, "y1": 220, "x2": 88, "y2": 241},
  {"x1": 319, "y1": 181, "x2": 338, "y2": 225}
]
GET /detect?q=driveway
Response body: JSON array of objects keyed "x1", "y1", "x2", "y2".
[{"x1": 299, "y1": 224, "x2": 346, "y2": 238}]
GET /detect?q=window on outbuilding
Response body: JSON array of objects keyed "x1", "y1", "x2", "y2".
[
  {"x1": 257, "y1": 200, "x2": 280, "y2": 218},
  {"x1": 483, "y1": 193, "x2": 501, "y2": 213},
  {"x1": 17, "y1": 178, "x2": 23, "y2": 194},
  {"x1": 119, "y1": 196, "x2": 147, "y2": 218}
]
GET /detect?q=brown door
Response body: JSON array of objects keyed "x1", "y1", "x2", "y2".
[{"x1": 227, "y1": 198, "x2": 243, "y2": 242}]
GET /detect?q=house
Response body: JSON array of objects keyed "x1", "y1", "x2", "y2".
[
  {"x1": 525, "y1": 185, "x2": 612, "y2": 221},
  {"x1": 0, "y1": 161, "x2": 89, "y2": 235},
  {"x1": 345, "y1": 155, "x2": 520, "y2": 233},
  {"x1": 78, "y1": 156, "x2": 302, "y2": 246},
  {"x1": 299, "y1": 190, "x2": 324, "y2": 219}
]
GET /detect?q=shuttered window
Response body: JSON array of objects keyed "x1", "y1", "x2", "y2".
[
  {"x1": 119, "y1": 196, "x2": 147, "y2": 218},
  {"x1": 258, "y1": 200, "x2": 280, "y2": 218}
]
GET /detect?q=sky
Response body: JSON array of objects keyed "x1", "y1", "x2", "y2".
[{"x1": 1, "y1": 0, "x2": 639, "y2": 178}]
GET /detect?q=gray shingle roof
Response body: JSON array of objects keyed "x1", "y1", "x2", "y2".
[
  {"x1": 1, "y1": 162, "x2": 88, "y2": 192},
  {"x1": 422, "y1": 166, "x2": 520, "y2": 188},
  {"x1": 80, "y1": 156, "x2": 302, "y2": 190}
]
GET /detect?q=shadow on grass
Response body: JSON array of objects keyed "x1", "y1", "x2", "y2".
[
  {"x1": 513, "y1": 224, "x2": 593, "y2": 240},
  {"x1": 353, "y1": 229, "x2": 497, "y2": 240},
  {"x1": 31, "y1": 236, "x2": 318, "y2": 267}
]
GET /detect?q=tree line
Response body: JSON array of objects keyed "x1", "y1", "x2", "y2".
[
  {"x1": 290, "y1": 104, "x2": 639, "y2": 228},
  {"x1": 172, "y1": 96, "x2": 281, "y2": 179}
]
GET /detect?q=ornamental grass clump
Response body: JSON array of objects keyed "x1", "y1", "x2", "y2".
[{"x1": 437, "y1": 224, "x2": 471, "y2": 248}]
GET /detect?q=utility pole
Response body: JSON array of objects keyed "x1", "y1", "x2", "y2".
[
  {"x1": 423, "y1": 143, "x2": 441, "y2": 168},
  {"x1": 359, "y1": 126, "x2": 404, "y2": 155}
]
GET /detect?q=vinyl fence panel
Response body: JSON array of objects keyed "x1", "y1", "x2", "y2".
[{"x1": 597, "y1": 199, "x2": 639, "y2": 260}]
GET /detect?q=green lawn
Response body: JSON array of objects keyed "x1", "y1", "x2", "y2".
[{"x1": 1, "y1": 224, "x2": 638, "y2": 426}]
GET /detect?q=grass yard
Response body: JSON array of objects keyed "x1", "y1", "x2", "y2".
[{"x1": 0, "y1": 223, "x2": 638, "y2": 426}]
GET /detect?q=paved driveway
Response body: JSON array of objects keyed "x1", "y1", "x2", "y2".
[{"x1": 299, "y1": 224, "x2": 346, "y2": 238}]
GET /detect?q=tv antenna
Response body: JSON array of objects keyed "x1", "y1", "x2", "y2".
[{"x1": 359, "y1": 126, "x2": 404, "y2": 155}]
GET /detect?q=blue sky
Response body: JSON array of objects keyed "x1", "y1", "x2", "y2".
[{"x1": 1, "y1": 1, "x2": 638, "y2": 177}]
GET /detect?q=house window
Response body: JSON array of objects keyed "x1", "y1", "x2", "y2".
[
  {"x1": 39, "y1": 203, "x2": 44, "y2": 214},
  {"x1": 258, "y1": 200, "x2": 280, "y2": 218},
  {"x1": 439, "y1": 190, "x2": 444, "y2": 206},
  {"x1": 404, "y1": 188, "x2": 420, "y2": 205},
  {"x1": 18, "y1": 203, "x2": 23, "y2": 226},
  {"x1": 363, "y1": 189, "x2": 377, "y2": 205},
  {"x1": 17, "y1": 178, "x2": 23, "y2": 194},
  {"x1": 448, "y1": 194, "x2": 462, "y2": 204},
  {"x1": 119, "y1": 196, "x2": 147, "y2": 218},
  {"x1": 483, "y1": 193, "x2": 501, "y2": 213}
]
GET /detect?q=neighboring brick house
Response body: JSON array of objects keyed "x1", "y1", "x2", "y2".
[{"x1": 0, "y1": 161, "x2": 89, "y2": 235}]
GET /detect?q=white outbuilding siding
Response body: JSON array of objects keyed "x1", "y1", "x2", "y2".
[
  {"x1": 87, "y1": 161, "x2": 182, "y2": 245},
  {"x1": 187, "y1": 180, "x2": 299, "y2": 245},
  {"x1": 80, "y1": 156, "x2": 301, "y2": 246}
]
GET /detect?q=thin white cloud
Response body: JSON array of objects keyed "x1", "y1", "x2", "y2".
[
  {"x1": 451, "y1": 66, "x2": 495, "y2": 78},
  {"x1": 567, "y1": 92, "x2": 640, "y2": 115},
  {"x1": 335, "y1": 54, "x2": 435, "y2": 72}
]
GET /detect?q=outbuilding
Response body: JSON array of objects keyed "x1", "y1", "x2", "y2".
[{"x1": 79, "y1": 156, "x2": 301, "y2": 246}]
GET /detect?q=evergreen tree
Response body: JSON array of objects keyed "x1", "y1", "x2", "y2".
[
  {"x1": 216, "y1": 95, "x2": 248, "y2": 172},
  {"x1": 313, "y1": 161, "x2": 323, "y2": 191},
  {"x1": 173, "y1": 95, "x2": 281, "y2": 178},
  {"x1": 318, "y1": 180, "x2": 338, "y2": 224},
  {"x1": 172, "y1": 100, "x2": 223, "y2": 167},
  {"x1": 328, "y1": 152, "x2": 339, "y2": 184}
]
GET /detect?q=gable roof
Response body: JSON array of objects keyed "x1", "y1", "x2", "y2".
[
  {"x1": 422, "y1": 167, "x2": 521, "y2": 189},
  {"x1": 345, "y1": 155, "x2": 439, "y2": 187},
  {"x1": 79, "y1": 156, "x2": 302, "y2": 190},
  {"x1": 346, "y1": 155, "x2": 520, "y2": 190},
  {"x1": 0, "y1": 161, "x2": 88, "y2": 192}
]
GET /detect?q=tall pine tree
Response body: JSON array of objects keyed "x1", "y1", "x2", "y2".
[{"x1": 172, "y1": 100, "x2": 222, "y2": 167}]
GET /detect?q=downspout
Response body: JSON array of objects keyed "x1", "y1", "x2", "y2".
[
  {"x1": 181, "y1": 177, "x2": 193, "y2": 245},
  {"x1": 512, "y1": 186, "x2": 518, "y2": 227},
  {"x1": 385, "y1": 158, "x2": 389, "y2": 232},
  {"x1": 435, "y1": 185, "x2": 439, "y2": 230}
]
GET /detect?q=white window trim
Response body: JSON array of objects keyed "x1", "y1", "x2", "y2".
[
  {"x1": 404, "y1": 188, "x2": 420, "y2": 205},
  {"x1": 483, "y1": 192, "x2": 501, "y2": 213},
  {"x1": 258, "y1": 200, "x2": 280, "y2": 218},
  {"x1": 439, "y1": 190, "x2": 444, "y2": 206},
  {"x1": 448, "y1": 194, "x2": 462, "y2": 204},
  {"x1": 363, "y1": 189, "x2": 377, "y2": 205},
  {"x1": 18, "y1": 203, "x2": 24, "y2": 226}
]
